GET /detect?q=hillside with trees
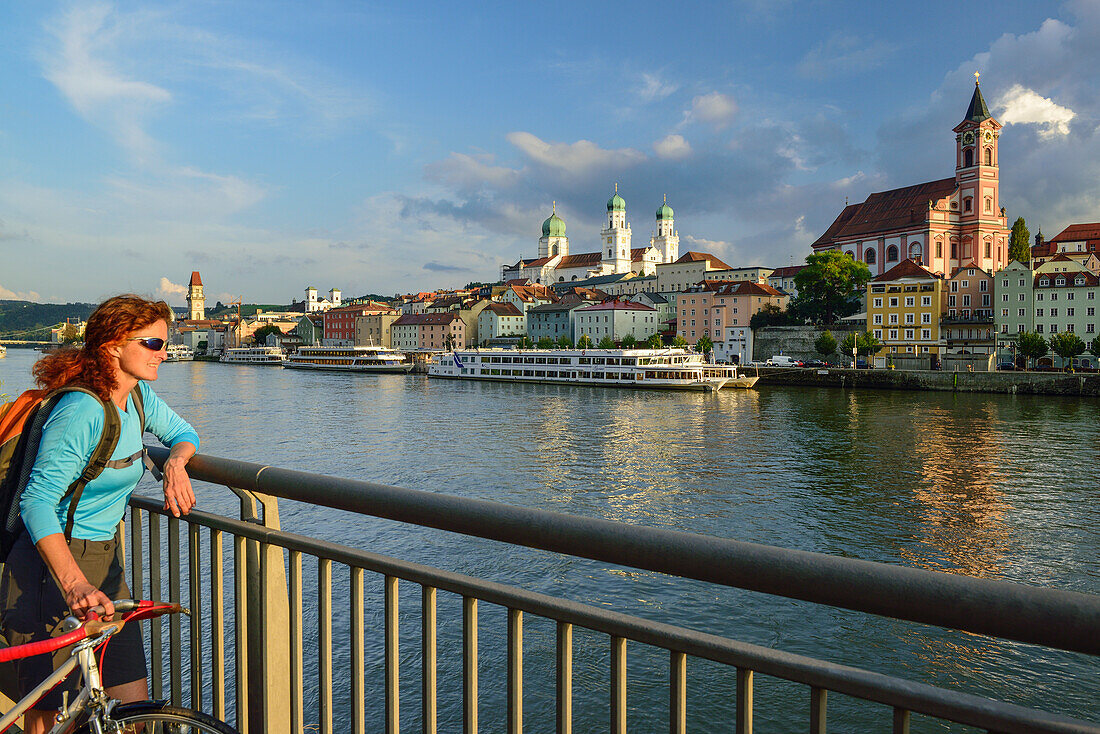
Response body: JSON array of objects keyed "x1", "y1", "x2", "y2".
[{"x1": 0, "y1": 300, "x2": 96, "y2": 339}]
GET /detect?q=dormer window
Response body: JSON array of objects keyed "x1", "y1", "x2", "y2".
[
  {"x1": 1040, "y1": 278, "x2": 1050, "y2": 286},
  {"x1": 1056, "y1": 278, "x2": 1066, "y2": 286},
  {"x1": 1076, "y1": 277, "x2": 1086, "y2": 286}
]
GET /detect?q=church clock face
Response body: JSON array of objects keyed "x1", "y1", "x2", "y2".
[
  {"x1": 962, "y1": 131, "x2": 975, "y2": 145},
  {"x1": 983, "y1": 130, "x2": 993, "y2": 142}
]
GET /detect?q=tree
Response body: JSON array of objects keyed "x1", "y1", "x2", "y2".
[
  {"x1": 695, "y1": 335, "x2": 714, "y2": 357},
  {"x1": 791, "y1": 251, "x2": 872, "y2": 324},
  {"x1": 518, "y1": 335, "x2": 533, "y2": 349},
  {"x1": 839, "y1": 330, "x2": 881, "y2": 364},
  {"x1": 620, "y1": 334, "x2": 637, "y2": 348},
  {"x1": 1017, "y1": 331, "x2": 1048, "y2": 370},
  {"x1": 646, "y1": 333, "x2": 664, "y2": 349},
  {"x1": 597, "y1": 336, "x2": 616, "y2": 349},
  {"x1": 1089, "y1": 336, "x2": 1100, "y2": 363},
  {"x1": 748, "y1": 303, "x2": 799, "y2": 330},
  {"x1": 252, "y1": 324, "x2": 284, "y2": 345},
  {"x1": 537, "y1": 336, "x2": 555, "y2": 349},
  {"x1": 1049, "y1": 331, "x2": 1085, "y2": 371},
  {"x1": 672, "y1": 335, "x2": 688, "y2": 348},
  {"x1": 814, "y1": 330, "x2": 838, "y2": 360},
  {"x1": 556, "y1": 334, "x2": 572, "y2": 348},
  {"x1": 577, "y1": 334, "x2": 593, "y2": 349},
  {"x1": 1008, "y1": 217, "x2": 1031, "y2": 264}
]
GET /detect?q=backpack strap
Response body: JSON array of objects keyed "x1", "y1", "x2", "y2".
[
  {"x1": 129, "y1": 384, "x2": 162, "y2": 481},
  {"x1": 61, "y1": 388, "x2": 123, "y2": 542}
]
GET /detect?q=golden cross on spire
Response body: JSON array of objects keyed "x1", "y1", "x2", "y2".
[
  {"x1": 552, "y1": 200, "x2": 556, "y2": 213},
  {"x1": 614, "y1": 182, "x2": 618, "y2": 193},
  {"x1": 663, "y1": 193, "x2": 667, "y2": 204},
  {"x1": 974, "y1": 71, "x2": 980, "y2": 85}
]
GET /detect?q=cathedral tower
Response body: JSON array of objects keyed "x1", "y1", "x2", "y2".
[
  {"x1": 651, "y1": 195, "x2": 680, "y2": 263},
  {"x1": 601, "y1": 184, "x2": 632, "y2": 274},
  {"x1": 538, "y1": 203, "x2": 569, "y2": 258},
  {"x1": 953, "y1": 74, "x2": 1007, "y2": 272},
  {"x1": 186, "y1": 271, "x2": 205, "y2": 321}
]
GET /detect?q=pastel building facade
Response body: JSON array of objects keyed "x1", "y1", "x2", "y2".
[
  {"x1": 573, "y1": 300, "x2": 659, "y2": 343},
  {"x1": 478, "y1": 303, "x2": 526, "y2": 342},
  {"x1": 943, "y1": 266, "x2": 995, "y2": 354},
  {"x1": 867, "y1": 259, "x2": 948, "y2": 357}
]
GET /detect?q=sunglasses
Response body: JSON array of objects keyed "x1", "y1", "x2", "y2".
[{"x1": 127, "y1": 337, "x2": 167, "y2": 351}]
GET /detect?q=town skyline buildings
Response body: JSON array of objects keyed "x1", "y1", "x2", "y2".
[{"x1": 1, "y1": 2, "x2": 1095, "y2": 304}]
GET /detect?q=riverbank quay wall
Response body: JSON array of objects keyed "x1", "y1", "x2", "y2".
[
  {"x1": 755, "y1": 367, "x2": 1100, "y2": 396},
  {"x1": 753, "y1": 325, "x2": 864, "y2": 362}
]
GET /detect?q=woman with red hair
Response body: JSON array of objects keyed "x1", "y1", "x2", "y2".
[{"x1": 1, "y1": 294, "x2": 199, "y2": 733}]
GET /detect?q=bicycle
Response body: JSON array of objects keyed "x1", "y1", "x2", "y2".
[{"x1": 0, "y1": 599, "x2": 237, "y2": 733}]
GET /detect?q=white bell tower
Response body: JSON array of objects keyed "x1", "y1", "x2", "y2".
[
  {"x1": 601, "y1": 184, "x2": 632, "y2": 274},
  {"x1": 651, "y1": 195, "x2": 680, "y2": 263}
]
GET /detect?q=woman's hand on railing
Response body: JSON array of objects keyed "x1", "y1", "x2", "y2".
[{"x1": 162, "y1": 442, "x2": 197, "y2": 517}]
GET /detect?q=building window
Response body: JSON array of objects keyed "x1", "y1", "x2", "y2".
[
  {"x1": 984, "y1": 197, "x2": 992, "y2": 212},
  {"x1": 1037, "y1": 309, "x2": 1044, "y2": 317},
  {"x1": 922, "y1": 313, "x2": 931, "y2": 324},
  {"x1": 873, "y1": 298, "x2": 882, "y2": 308},
  {"x1": 1037, "y1": 325, "x2": 1044, "y2": 333},
  {"x1": 905, "y1": 297, "x2": 914, "y2": 307},
  {"x1": 964, "y1": 148, "x2": 974, "y2": 167},
  {"x1": 874, "y1": 314, "x2": 882, "y2": 325},
  {"x1": 865, "y1": 248, "x2": 876, "y2": 264},
  {"x1": 886, "y1": 245, "x2": 898, "y2": 262},
  {"x1": 922, "y1": 296, "x2": 931, "y2": 307},
  {"x1": 889, "y1": 298, "x2": 898, "y2": 307},
  {"x1": 922, "y1": 329, "x2": 931, "y2": 340},
  {"x1": 964, "y1": 197, "x2": 973, "y2": 212},
  {"x1": 984, "y1": 147, "x2": 992, "y2": 165}
]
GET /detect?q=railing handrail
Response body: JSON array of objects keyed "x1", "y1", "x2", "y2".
[
  {"x1": 127, "y1": 493, "x2": 1100, "y2": 734},
  {"x1": 148, "y1": 447, "x2": 1100, "y2": 656}
]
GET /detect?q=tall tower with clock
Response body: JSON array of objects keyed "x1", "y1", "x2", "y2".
[{"x1": 953, "y1": 73, "x2": 1005, "y2": 270}]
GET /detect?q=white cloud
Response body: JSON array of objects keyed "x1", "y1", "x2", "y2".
[
  {"x1": 653, "y1": 134, "x2": 692, "y2": 160},
  {"x1": 156, "y1": 277, "x2": 187, "y2": 305},
  {"x1": 0, "y1": 284, "x2": 43, "y2": 301},
  {"x1": 682, "y1": 92, "x2": 738, "y2": 129},
  {"x1": 636, "y1": 73, "x2": 678, "y2": 102},
  {"x1": 506, "y1": 132, "x2": 645, "y2": 176},
  {"x1": 996, "y1": 84, "x2": 1075, "y2": 138},
  {"x1": 797, "y1": 33, "x2": 895, "y2": 79},
  {"x1": 425, "y1": 153, "x2": 521, "y2": 191}
]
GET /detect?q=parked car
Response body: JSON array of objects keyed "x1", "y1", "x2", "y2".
[
  {"x1": 804, "y1": 359, "x2": 828, "y2": 368},
  {"x1": 767, "y1": 355, "x2": 802, "y2": 367},
  {"x1": 996, "y1": 361, "x2": 1017, "y2": 371},
  {"x1": 746, "y1": 360, "x2": 769, "y2": 368}
]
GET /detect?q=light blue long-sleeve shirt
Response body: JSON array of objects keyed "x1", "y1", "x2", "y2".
[{"x1": 20, "y1": 381, "x2": 200, "y2": 543}]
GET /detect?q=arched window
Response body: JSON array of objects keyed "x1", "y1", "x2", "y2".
[
  {"x1": 908, "y1": 243, "x2": 923, "y2": 263},
  {"x1": 985, "y1": 240, "x2": 991, "y2": 258},
  {"x1": 985, "y1": 197, "x2": 992, "y2": 212},
  {"x1": 886, "y1": 245, "x2": 898, "y2": 262},
  {"x1": 865, "y1": 248, "x2": 876, "y2": 264},
  {"x1": 984, "y1": 147, "x2": 992, "y2": 166},
  {"x1": 558, "y1": 276, "x2": 564, "y2": 282},
  {"x1": 845, "y1": 250, "x2": 854, "y2": 259},
  {"x1": 571, "y1": 275, "x2": 578, "y2": 281},
  {"x1": 964, "y1": 197, "x2": 973, "y2": 212},
  {"x1": 964, "y1": 148, "x2": 974, "y2": 167}
]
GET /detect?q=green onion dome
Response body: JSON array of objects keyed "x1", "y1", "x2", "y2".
[
  {"x1": 607, "y1": 191, "x2": 626, "y2": 212},
  {"x1": 656, "y1": 201, "x2": 674, "y2": 220},
  {"x1": 542, "y1": 211, "x2": 566, "y2": 237}
]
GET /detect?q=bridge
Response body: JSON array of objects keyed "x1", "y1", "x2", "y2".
[{"x1": 56, "y1": 450, "x2": 1100, "y2": 732}]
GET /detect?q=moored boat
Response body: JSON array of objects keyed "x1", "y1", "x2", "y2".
[
  {"x1": 0, "y1": 345, "x2": 6, "y2": 359},
  {"x1": 428, "y1": 348, "x2": 756, "y2": 391},
  {"x1": 220, "y1": 346, "x2": 287, "y2": 365},
  {"x1": 164, "y1": 344, "x2": 194, "y2": 362},
  {"x1": 284, "y1": 345, "x2": 412, "y2": 373}
]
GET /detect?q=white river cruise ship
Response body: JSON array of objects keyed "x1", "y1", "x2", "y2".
[
  {"x1": 219, "y1": 346, "x2": 288, "y2": 365},
  {"x1": 164, "y1": 344, "x2": 194, "y2": 362},
  {"x1": 428, "y1": 348, "x2": 756, "y2": 391},
  {"x1": 284, "y1": 345, "x2": 412, "y2": 373}
]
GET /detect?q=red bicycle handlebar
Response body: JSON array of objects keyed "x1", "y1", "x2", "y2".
[{"x1": 0, "y1": 600, "x2": 182, "y2": 663}]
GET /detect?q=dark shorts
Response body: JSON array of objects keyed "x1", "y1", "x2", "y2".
[{"x1": 0, "y1": 533, "x2": 147, "y2": 711}]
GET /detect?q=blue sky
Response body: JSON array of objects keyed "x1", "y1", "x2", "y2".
[{"x1": 0, "y1": 1, "x2": 1094, "y2": 305}]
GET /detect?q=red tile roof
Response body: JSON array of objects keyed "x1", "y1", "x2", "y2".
[
  {"x1": 557, "y1": 252, "x2": 604, "y2": 268},
  {"x1": 576, "y1": 300, "x2": 656, "y2": 312},
  {"x1": 769, "y1": 265, "x2": 806, "y2": 278},
  {"x1": 813, "y1": 178, "x2": 957, "y2": 248},
  {"x1": 393, "y1": 312, "x2": 464, "y2": 325},
  {"x1": 189, "y1": 271, "x2": 202, "y2": 287},
  {"x1": 674, "y1": 252, "x2": 733, "y2": 270},
  {"x1": 1035, "y1": 271, "x2": 1099, "y2": 287},
  {"x1": 484, "y1": 302, "x2": 524, "y2": 317},
  {"x1": 719, "y1": 281, "x2": 785, "y2": 297},
  {"x1": 873, "y1": 258, "x2": 941, "y2": 281},
  {"x1": 1049, "y1": 223, "x2": 1100, "y2": 244}
]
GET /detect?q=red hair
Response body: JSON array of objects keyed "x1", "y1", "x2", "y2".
[{"x1": 33, "y1": 294, "x2": 173, "y2": 399}]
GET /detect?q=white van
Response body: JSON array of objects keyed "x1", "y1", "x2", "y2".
[{"x1": 767, "y1": 355, "x2": 801, "y2": 367}]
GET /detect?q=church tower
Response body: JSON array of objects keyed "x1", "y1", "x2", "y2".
[
  {"x1": 601, "y1": 184, "x2": 632, "y2": 274},
  {"x1": 953, "y1": 74, "x2": 1008, "y2": 273},
  {"x1": 538, "y1": 203, "x2": 569, "y2": 259},
  {"x1": 186, "y1": 271, "x2": 205, "y2": 321},
  {"x1": 651, "y1": 195, "x2": 680, "y2": 263}
]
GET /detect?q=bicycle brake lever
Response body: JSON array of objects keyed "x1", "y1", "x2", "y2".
[{"x1": 58, "y1": 616, "x2": 81, "y2": 634}]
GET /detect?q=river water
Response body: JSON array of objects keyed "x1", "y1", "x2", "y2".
[{"x1": 1, "y1": 349, "x2": 1096, "y2": 732}]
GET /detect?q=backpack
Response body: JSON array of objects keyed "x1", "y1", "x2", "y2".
[{"x1": 0, "y1": 385, "x2": 146, "y2": 561}]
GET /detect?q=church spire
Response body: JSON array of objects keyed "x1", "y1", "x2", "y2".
[{"x1": 964, "y1": 72, "x2": 992, "y2": 123}]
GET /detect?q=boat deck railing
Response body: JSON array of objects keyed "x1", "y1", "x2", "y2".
[{"x1": 131, "y1": 448, "x2": 1099, "y2": 734}]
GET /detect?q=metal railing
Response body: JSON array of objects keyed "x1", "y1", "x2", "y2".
[{"x1": 131, "y1": 448, "x2": 1100, "y2": 734}]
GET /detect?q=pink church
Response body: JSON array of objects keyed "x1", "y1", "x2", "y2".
[{"x1": 812, "y1": 78, "x2": 1010, "y2": 278}]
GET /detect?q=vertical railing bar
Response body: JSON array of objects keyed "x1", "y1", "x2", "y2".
[
  {"x1": 385, "y1": 575, "x2": 399, "y2": 734},
  {"x1": 318, "y1": 558, "x2": 333, "y2": 734},
  {"x1": 421, "y1": 586, "x2": 437, "y2": 734},
  {"x1": 234, "y1": 534, "x2": 249, "y2": 734},
  {"x1": 129, "y1": 507, "x2": 143, "y2": 609},
  {"x1": 463, "y1": 596, "x2": 478, "y2": 734},
  {"x1": 556, "y1": 622, "x2": 572, "y2": 734},
  {"x1": 289, "y1": 550, "x2": 304, "y2": 734},
  {"x1": 258, "y1": 539, "x2": 271, "y2": 734},
  {"x1": 736, "y1": 668, "x2": 753, "y2": 734},
  {"x1": 507, "y1": 608, "x2": 523, "y2": 734},
  {"x1": 210, "y1": 528, "x2": 225, "y2": 722},
  {"x1": 167, "y1": 515, "x2": 182, "y2": 706},
  {"x1": 350, "y1": 566, "x2": 365, "y2": 734},
  {"x1": 669, "y1": 650, "x2": 686, "y2": 734},
  {"x1": 188, "y1": 523, "x2": 202, "y2": 711},
  {"x1": 810, "y1": 687, "x2": 827, "y2": 734},
  {"x1": 892, "y1": 707, "x2": 911, "y2": 734},
  {"x1": 610, "y1": 636, "x2": 626, "y2": 734},
  {"x1": 148, "y1": 513, "x2": 162, "y2": 701}
]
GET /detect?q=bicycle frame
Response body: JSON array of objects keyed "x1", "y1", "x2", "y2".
[{"x1": 0, "y1": 624, "x2": 120, "y2": 734}]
